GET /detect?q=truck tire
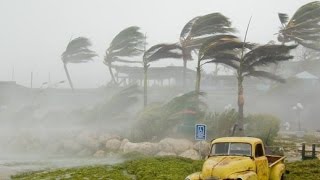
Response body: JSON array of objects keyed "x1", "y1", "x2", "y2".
[{"x1": 281, "y1": 174, "x2": 285, "y2": 180}]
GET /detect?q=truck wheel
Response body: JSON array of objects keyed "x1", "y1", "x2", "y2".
[{"x1": 281, "y1": 174, "x2": 285, "y2": 180}]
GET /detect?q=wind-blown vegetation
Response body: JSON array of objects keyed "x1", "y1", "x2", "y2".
[
  {"x1": 104, "y1": 26, "x2": 145, "y2": 84},
  {"x1": 278, "y1": 1, "x2": 320, "y2": 50},
  {"x1": 197, "y1": 34, "x2": 296, "y2": 135},
  {"x1": 61, "y1": 37, "x2": 97, "y2": 91}
]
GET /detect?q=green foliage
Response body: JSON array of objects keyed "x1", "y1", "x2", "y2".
[
  {"x1": 245, "y1": 114, "x2": 280, "y2": 145},
  {"x1": 286, "y1": 159, "x2": 320, "y2": 180},
  {"x1": 278, "y1": 1, "x2": 320, "y2": 50},
  {"x1": 12, "y1": 165, "x2": 131, "y2": 180},
  {"x1": 198, "y1": 35, "x2": 296, "y2": 83},
  {"x1": 132, "y1": 91, "x2": 206, "y2": 141},
  {"x1": 61, "y1": 37, "x2": 97, "y2": 64},
  {"x1": 204, "y1": 111, "x2": 281, "y2": 145},
  {"x1": 12, "y1": 157, "x2": 204, "y2": 180},
  {"x1": 125, "y1": 157, "x2": 204, "y2": 180},
  {"x1": 204, "y1": 109, "x2": 238, "y2": 138},
  {"x1": 105, "y1": 26, "x2": 145, "y2": 63}
]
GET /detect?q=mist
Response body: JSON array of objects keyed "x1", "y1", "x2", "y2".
[{"x1": 1, "y1": 0, "x2": 320, "y2": 179}]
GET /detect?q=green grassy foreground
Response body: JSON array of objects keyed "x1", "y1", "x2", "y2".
[{"x1": 12, "y1": 157, "x2": 320, "y2": 180}]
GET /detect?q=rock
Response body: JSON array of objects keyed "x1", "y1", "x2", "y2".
[
  {"x1": 122, "y1": 141, "x2": 159, "y2": 155},
  {"x1": 105, "y1": 139, "x2": 121, "y2": 151},
  {"x1": 93, "y1": 150, "x2": 105, "y2": 157},
  {"x1": 136, "y1": 142, "x2": 159, "y2": 155},
  {"x1": 179, "y1": 149, "x2": 200, "y2": 160},
  {"x1": 156, "y1": 151, "x2": 176, "y2": 156},
  {"x1": 122, "y1": 142, "x2": 139, "y2": 153},
  {"x1": 159, "y1": 138, "x2": 193, "y2": 154},
  {"x1": 119, "y1": 139, "x2": 129, "y2": 152},
  {"x1": 193, "y1": 141, "x2": 211, "y2": 156}
]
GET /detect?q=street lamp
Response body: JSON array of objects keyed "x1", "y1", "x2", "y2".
[{"x1": 292, "y1": 102, "x2": 303, "y2": 131}]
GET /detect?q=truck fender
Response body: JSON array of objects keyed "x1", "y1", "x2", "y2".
[
  {"x1": 228, "y1": 171, "x2": 258, "y2": 180},
  {"x1": 185, "y1": 172, "x2": 201, "y2": 180},
  {"x1": 269, "y1": 163, "x2": 285, "y2": 180}
]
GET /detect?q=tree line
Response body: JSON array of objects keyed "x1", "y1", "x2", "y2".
[{"x1": 61, "y1": 1, "x2": 320, "y2": 135}]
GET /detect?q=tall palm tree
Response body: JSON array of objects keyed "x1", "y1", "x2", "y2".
[
  {"x1": 61, "y1": 37, "x2": 97, "y2": 92},
  {"x1": 179, "y1": 12, "x2": 236, "y2": 87},
  {"x1": 198, "y1": 35, "x2": 297, "y2": 135},
  {"x1": 277, "y1": 1, "x2": 320, "y2": 50},
  {"x1": 143, "y1": 43, "x2": 183, "y2": 107},
  {"x1": 104, "y1": 26, "x2": 145, "y2": 84}
]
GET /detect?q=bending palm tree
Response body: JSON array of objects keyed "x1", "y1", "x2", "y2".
[
  {"x1": 180, "y1": 12, "x2": 235, "y2": 87},
  {"x1": 104, "y1": 26, "x2": 145, "y2": 84},
  {"x1": 143, "y1": 43, "x2": 183, "y2": 107},
  {"x1": 198, "y1": 35, "x2": 296, "y2": 135},
  {"x1": 277, "y1": 1, "x2": 320, "y2": 50},
  {"x1": 61, "y1": 37, "x2": 97, "y2": 92}
]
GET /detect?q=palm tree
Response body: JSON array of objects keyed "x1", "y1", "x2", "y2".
[
  {"x1": 143, "y1": 43, "x2": 183, "y2": 107},
  {"x1": 104, "y1": 26, "x2": 145, "y2": 84},
  {"x1": 61, "y1": 37, "x2": 97, "y2": 92},
  {"x1": 198, "y1": 35, "x2": 297, "y2": 135},
  {"x1": 179, "y1": 12, "x2": 236, "y2": 87},
  {"x1": 277, "y1": 1, "x2": 320, "y2": 50}
]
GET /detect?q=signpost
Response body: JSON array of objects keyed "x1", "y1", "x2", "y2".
[
  {"x1": 195, "y1": 124, "x2": 207, "y2": 140},
  {"x1": 195, "y1": 124, "x2": 207, "y2": 159}
]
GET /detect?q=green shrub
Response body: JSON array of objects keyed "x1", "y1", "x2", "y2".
[{"x1": 244, "y1": 114, "x2": 280, "y2": 145}]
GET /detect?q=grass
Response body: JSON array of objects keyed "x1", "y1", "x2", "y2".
[
  {"x1": 286, "y1": 159, "x2": 320, "y2": 180},
  {"x1": 12, "y1": 157, "x2": 320, "y2": 180},
  {"x1": 12, "y1": 156, "x2": 204, "y2": 180}
]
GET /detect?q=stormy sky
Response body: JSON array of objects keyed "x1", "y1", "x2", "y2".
[{"x1": 0, "y1": 0, "x2": 314, "y2": 88}]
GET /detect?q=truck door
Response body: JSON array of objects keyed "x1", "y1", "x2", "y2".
[{"x1": 255, "y1": 143, "x2": 268, "y2": 180}]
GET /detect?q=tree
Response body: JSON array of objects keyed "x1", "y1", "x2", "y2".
[
  {"x1": 198, "y1": 35, "x2": 296, "y2": 135},
  {"x1": 104, "y1": 26, "x2": 145, "y2": 84},
  {"x1": 61, "y1": 37, "x2": 97, "y2": 92},
  {"x1": 180, "y1": 12, "x2": 235, "y2": 87},
  {"x1": 143, "y1": 43, "x2": 182, "y2": 107},
  {"x1": 277, "y1": 1, "x2": 320, "y2": 50}
]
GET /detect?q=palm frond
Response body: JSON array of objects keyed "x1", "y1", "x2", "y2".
[
  {"x1": 278, "y1": 13, "x2": 289, "y2": 26},
  {"x1": 245, "y1": 70, "x2": 286, "y2": 83},
  {"x1": 143, "y1": 43, "x2": 182, "y2": 63},
  {"x1": 243, "y1": 44, "x2": 297, "y2": 67},
  {"x1": 278, "y1": 1, "x2": 320, "y2": 49},
  {"x1": 61, "y1": 37, "x2": 97, "y2": 63},
  {"x1": 180, "y1": 16, "x2": 200, "y2": 41},
  {"x1": 105, "y1": 26, "x2": 145, "y2": 64},
  {"x1": 190, "y1": 13, "x2": 236, "y2": 38}
]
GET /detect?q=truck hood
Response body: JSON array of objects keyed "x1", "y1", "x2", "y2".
[{"x1": 201, "y1": 156, "x2": 255, "y2": 179}]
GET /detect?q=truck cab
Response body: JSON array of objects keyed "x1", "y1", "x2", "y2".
[{"x1": 186, "y1": 137, "x2": 285, "y2": 180}]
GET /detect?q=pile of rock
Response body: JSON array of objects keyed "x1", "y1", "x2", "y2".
[{"x1": 99, "y1": 137, "x2": 210, "y2": 160}]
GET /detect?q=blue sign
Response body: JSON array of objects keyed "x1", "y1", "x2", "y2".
[{"x1": 195, "y1": 124, "x2": 207, "y2": 140}]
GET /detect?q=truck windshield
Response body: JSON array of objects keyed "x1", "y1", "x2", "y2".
[{"x1": 210, "y1": 142, "x2": 251, "y2": 156}]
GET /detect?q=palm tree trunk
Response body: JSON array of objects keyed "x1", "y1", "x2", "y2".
[
  {"x1": 108, "y1": 62, "x2": 117, "y2": 84},
  {"x1": 63, "y1": 63, "x2": 74, "y2": 92},
  {"x1": 195, "y1": 59, "x2": 201, "y2": 94},
  {"x1": 237, "y1": 76, "x2": 245, "y2": 136},
  {"x1": 183, "y1": 59, "x2": 187, "y2": 88},
  {"x1": 143, "y1": 64, "x2": 148, "y2": 107}
]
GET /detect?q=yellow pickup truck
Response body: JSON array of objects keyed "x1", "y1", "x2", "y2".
[{"x1": 186, "y1": 137, "x2": 286, "y2": 180}]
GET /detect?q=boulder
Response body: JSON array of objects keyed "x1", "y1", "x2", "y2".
[
  {"x1": 105, "y1": 139, "x2": 121, "y2": 151},
  {"x1": 179, "y1": 149, "x2": 200, "y2": 160},
  {"x1": 119, "y1": 139, "x2": 129, "y2": 152},
  {"x1": 193, "y1": 141, "x2": 211, "y2": 156},
  {"x1": 93, "y1": 150, "x2": 105, "y2": 157},
  {"x1": 159, "y1": 138, "x2": 193, "y2": 154}
]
